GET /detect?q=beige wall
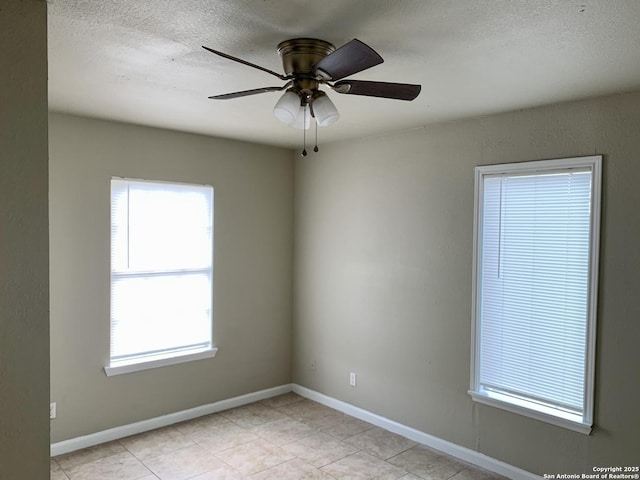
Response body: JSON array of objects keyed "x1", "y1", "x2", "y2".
[
  {"x1": 293, "y1": 92, "x2": 640, "y2": 474},
  {"x1": 49, "y1": 113, "x2": 293, "y2": 442},
  {"x1": 0, "y1": 1, "x2": 50, "y2": 478}
]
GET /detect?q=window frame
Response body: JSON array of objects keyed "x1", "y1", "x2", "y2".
[
  {"x1": 469, "y1": 155, "x2": 602, "y2": 434},
  {"x1": 105, "y1": 177, "x2": 217, "y2": 377}
]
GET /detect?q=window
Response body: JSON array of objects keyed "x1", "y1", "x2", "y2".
[
  {"x1": 105, "y1": 178, "x2": 215, "y2": 376},
  {"x1": 469, "y1": 156, "x2": 601, "y2": 433}
]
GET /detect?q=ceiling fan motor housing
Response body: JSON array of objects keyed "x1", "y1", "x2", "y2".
[{"x1": 277, "y1": 38, "x2": 335, "y2": 98}]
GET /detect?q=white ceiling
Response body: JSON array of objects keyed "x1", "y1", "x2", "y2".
[{"x1": 48, "y1": 0, "x2": 640, "y2": 149}]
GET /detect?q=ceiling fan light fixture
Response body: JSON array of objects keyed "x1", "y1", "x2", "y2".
[
  {"x1": 205, "y1": 37, "x2": 421, "y2": 139},
  {"x1": 273, "y1": 90, "x2": 300, "y2": 125},
  {"x1": 312, "y1": 92, "x2": 340, "y2": 127}
]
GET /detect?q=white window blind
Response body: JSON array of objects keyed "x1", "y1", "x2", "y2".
[
  {"x1": 109, "y1": 178, "x2": 214, "y2": 373},
  {"x1": 470, "y1": 156, "x2": 601, "y2": 433}
]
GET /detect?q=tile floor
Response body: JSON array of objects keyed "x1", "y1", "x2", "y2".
[{"x1": 50, "y1": 393, "x2": 506, "y2": 480}]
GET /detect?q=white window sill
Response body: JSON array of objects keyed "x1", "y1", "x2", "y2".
[
  {"x1": 104, "y1": 347, "x2": 218, "y2": 377},
  {"x1": 468, "y1": 389, "x2": 592, "y2": 435}
]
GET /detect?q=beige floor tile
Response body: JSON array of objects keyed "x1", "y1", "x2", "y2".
[
  {"x1": 419, "y1": 461, "x2": 470, "y2": 480},
  {"x1": 219, "y1": 403, "x2": 286, "y2": 427},
  {"x1": 250, "y1": 417, "x2": 315, "y2": 446},
  {"x1": 55, "y1": 440, "x2": 127, "y2": 470},
  {"x1": 398, "y1": 474, "x2": 424, "y2": 480},
  {"x1": 190, "y1": 465, "x2": 249, "y2": 479},
  {"x1": 189, "y1": 423, "x2": 259, "y2": 453},
  {"x1": 319, "y1": 415, "x2": 375, "y2": 440},
  {"x1": 281, "y1": 431, "x2": 359, "y2": 468},
  {"x1": 142, "y1": 444, "x2": 223, "y2": 480},
  {"x1": 275, "y1": 399, "x2": 336, "y2": 424},
  {"x1": 63, "y1": 451, "x2": 151, "y2": 480},
  {"x1": 251, "y1": 458, "x2": 337, "y2": 480},
  {"x1": 50, "y1": 458, "x2": 70, "y2": 480},
  {"x1": 321, "y1": 451, "x2": 408, "y2": 480},
  {"x1": 214, "y1": 439, "x2": 295, "y2": 475},
  {"x1": 173, "y1": 413, "x2": 232, "y2": 435},
  {"x1": 387, "y1": 445, "x2": 468, "y2": 479},
  {"x1": 300, "y1": 407, "x2": 348, "y2": 429},
  {"x1": 344, "y1": 427, "x2": 417, "y2": 460},
  {"x1": 120, "y1": 426, "x2": 194, "y2": 460},
  {"x1": 51, "y1": 471, "x2": 71, "y2": 480},
  {"x1": 449, "y1": 467, "x2": 506, "y2": 480},
  {"x1": 387, "y1": 444, "x2": 447, "y2": 470},
  {"x1": 258, "y1": 392, "x2": 305, "y2": 409}
]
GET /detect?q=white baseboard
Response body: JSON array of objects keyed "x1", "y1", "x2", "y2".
[
  {"x1": 292, "y1": 384, "x2": 540, "y2": 480},
  {"x1": 50, "y1": 384, "x2": 292, "y2": 457},
  {"x1": 51, "y1": 382, "x2": 539, "y2": 480}
]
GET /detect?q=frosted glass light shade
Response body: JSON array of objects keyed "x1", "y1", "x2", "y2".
[
  {"x1": 292, "y1": 105, "x2": 311, "y2": 130},
  {"x1": 273, "y1": 91, "x2": 300, "y2": 125},
  {"x1": 312, "y1": 93, "x2": 340, "y2": 127}
]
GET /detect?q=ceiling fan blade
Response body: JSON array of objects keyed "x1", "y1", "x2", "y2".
[
  {"x1": 313, "y1": 39, "x2": 383, "y2": 81},
  {"x1": 208, "y1": 85, "x2": 288, "y2": 100},
  {"x1": 202, "y1": 46, "x2": 290, "y2": 81},
  {"x1": 332, "y1": 80, "x2": 421, "y2": 101}
]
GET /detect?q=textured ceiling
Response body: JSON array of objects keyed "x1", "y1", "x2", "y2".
[{"x1": 48, "y1": 0, "x2": 640, "y2": 149}]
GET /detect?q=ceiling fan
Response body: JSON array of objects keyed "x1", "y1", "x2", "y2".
[{"x1": 202, "y1": 38, "x2": 421, "y2": 152}]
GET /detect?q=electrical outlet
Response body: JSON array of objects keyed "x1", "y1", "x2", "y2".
[
  {"x1": 310, "y1": 359, "x2": 316, "y2": 371},
  {"x1": 349, "y1": 372, "x2": 357, "y2": 387},
  {"x1": 50, "y1": 402, "x2": 57, "y2": 420}
]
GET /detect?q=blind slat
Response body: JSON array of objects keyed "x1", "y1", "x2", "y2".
[{"x1": 478, "y1": 170, "x2": 592, "y2": 413}]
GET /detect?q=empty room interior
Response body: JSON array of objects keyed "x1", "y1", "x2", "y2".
[{"x1": 2, "y1": 1, "x2": 640, "y2": 479}]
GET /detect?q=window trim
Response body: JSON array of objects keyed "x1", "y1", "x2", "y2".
[
  {"x1": 104, "y1": 347, "x2": 218, "y2": 377},
  {"x1": 469, "y1": 155, "x2": 602, "y2": 434},
  {"x1": 106, "y1": 177, "x2": 215, "y2": 376}
]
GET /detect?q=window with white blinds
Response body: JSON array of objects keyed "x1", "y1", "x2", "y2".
[
  {"x1": 469, "y1": 156, "x2": 601, "y2": 434},
  {"x1": 106, "y1": 178, "x2": 215, "y2": 376}
]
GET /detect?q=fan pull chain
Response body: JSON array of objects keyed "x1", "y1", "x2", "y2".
[
  {"x1": 314, "y1": 121, "x2": 319, "y2": 152},
  {"x1": 301, "y1": 105, "x2": 308, "y2": 157}
]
